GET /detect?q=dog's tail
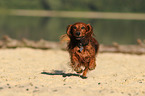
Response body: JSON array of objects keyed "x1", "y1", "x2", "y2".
[
  {"x1": 59, "y1": 34, "x2": 70, "y2": 49},
  {"x1": 60, "y1": 34, "x2": 70, "y2": 43}
]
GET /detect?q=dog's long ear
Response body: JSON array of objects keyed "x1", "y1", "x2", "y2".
[
  {"x1": 86, "y1": 24, "x2": 93, "y2": 37},
  {"x1": 66, "y1": 25, "x2": 72, "y2": 37}
]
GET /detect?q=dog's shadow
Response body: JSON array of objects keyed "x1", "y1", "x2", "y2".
[{"x1": 41, "y1": 70, "x2": 87, "y2": 79}]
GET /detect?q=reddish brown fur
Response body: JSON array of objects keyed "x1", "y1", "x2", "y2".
[{"x1": 66, "y1": 22, "x2": 99, "y2": 78}]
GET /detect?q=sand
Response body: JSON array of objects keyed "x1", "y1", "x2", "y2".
[{"x1": 0, "y1": 48, "x2": 145, "y2": 96}]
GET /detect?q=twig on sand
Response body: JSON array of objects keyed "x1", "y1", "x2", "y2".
[{"x1": 0, "y1": 35, "x2": 145, "y2": 55}]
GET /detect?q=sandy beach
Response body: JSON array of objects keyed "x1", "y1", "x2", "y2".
[{"x1": 0, "y1": 48, "x2": 145, "y2": 96}]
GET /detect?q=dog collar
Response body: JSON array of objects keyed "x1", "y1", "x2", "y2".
[
  {"x1": 78, "y1": 43, "x2": 84, "y2": 52},
  {"x1": 79, "y1": 46, "x2": 84, "y2": 52}
]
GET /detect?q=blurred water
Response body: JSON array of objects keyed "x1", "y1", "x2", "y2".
[{"x1": 0, "y1": 16, "x2": 145, "y2": 44}]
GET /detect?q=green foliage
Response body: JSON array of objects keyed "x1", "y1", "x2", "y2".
[
  {"x1": 0, "y1": 0, "x2": 145, "y2": 12},
  {"x1": 0, "y1": 0, "x2": 145, "y2": 44}
]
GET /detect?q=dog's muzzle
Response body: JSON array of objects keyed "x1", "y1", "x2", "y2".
[{"x1": 75, "y1": 36, "x2": 84, "y2": 40}]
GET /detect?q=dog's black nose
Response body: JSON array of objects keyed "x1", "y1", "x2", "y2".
[{"x1": 76, "y1": 32, "x2": 80, "y2": 36}]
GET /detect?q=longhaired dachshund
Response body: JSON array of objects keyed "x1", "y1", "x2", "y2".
[{"x1": 66, "y1": 22, "x2": 99, "y2": 78}]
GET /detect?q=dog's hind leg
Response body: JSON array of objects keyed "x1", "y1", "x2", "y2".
[{"x1": 88, "y1": 58, "x2": 96, "y2": 70}]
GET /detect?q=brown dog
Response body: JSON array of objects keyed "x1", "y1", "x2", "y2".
[{"x1": 66, "y1": 22, "x2": 99, "y2": 78}]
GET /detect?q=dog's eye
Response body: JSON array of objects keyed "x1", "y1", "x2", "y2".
[
  {"x1": 73, "y1": 26, "x2": 77, "y2": 29},
  {"x1": 81, "y1": 27, "x2": 85, "y2": 29}
]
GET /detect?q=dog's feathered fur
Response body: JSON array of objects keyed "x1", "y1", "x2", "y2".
[{"x1": 66, "y1": 22, "x2": 99, "y2": 78}]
